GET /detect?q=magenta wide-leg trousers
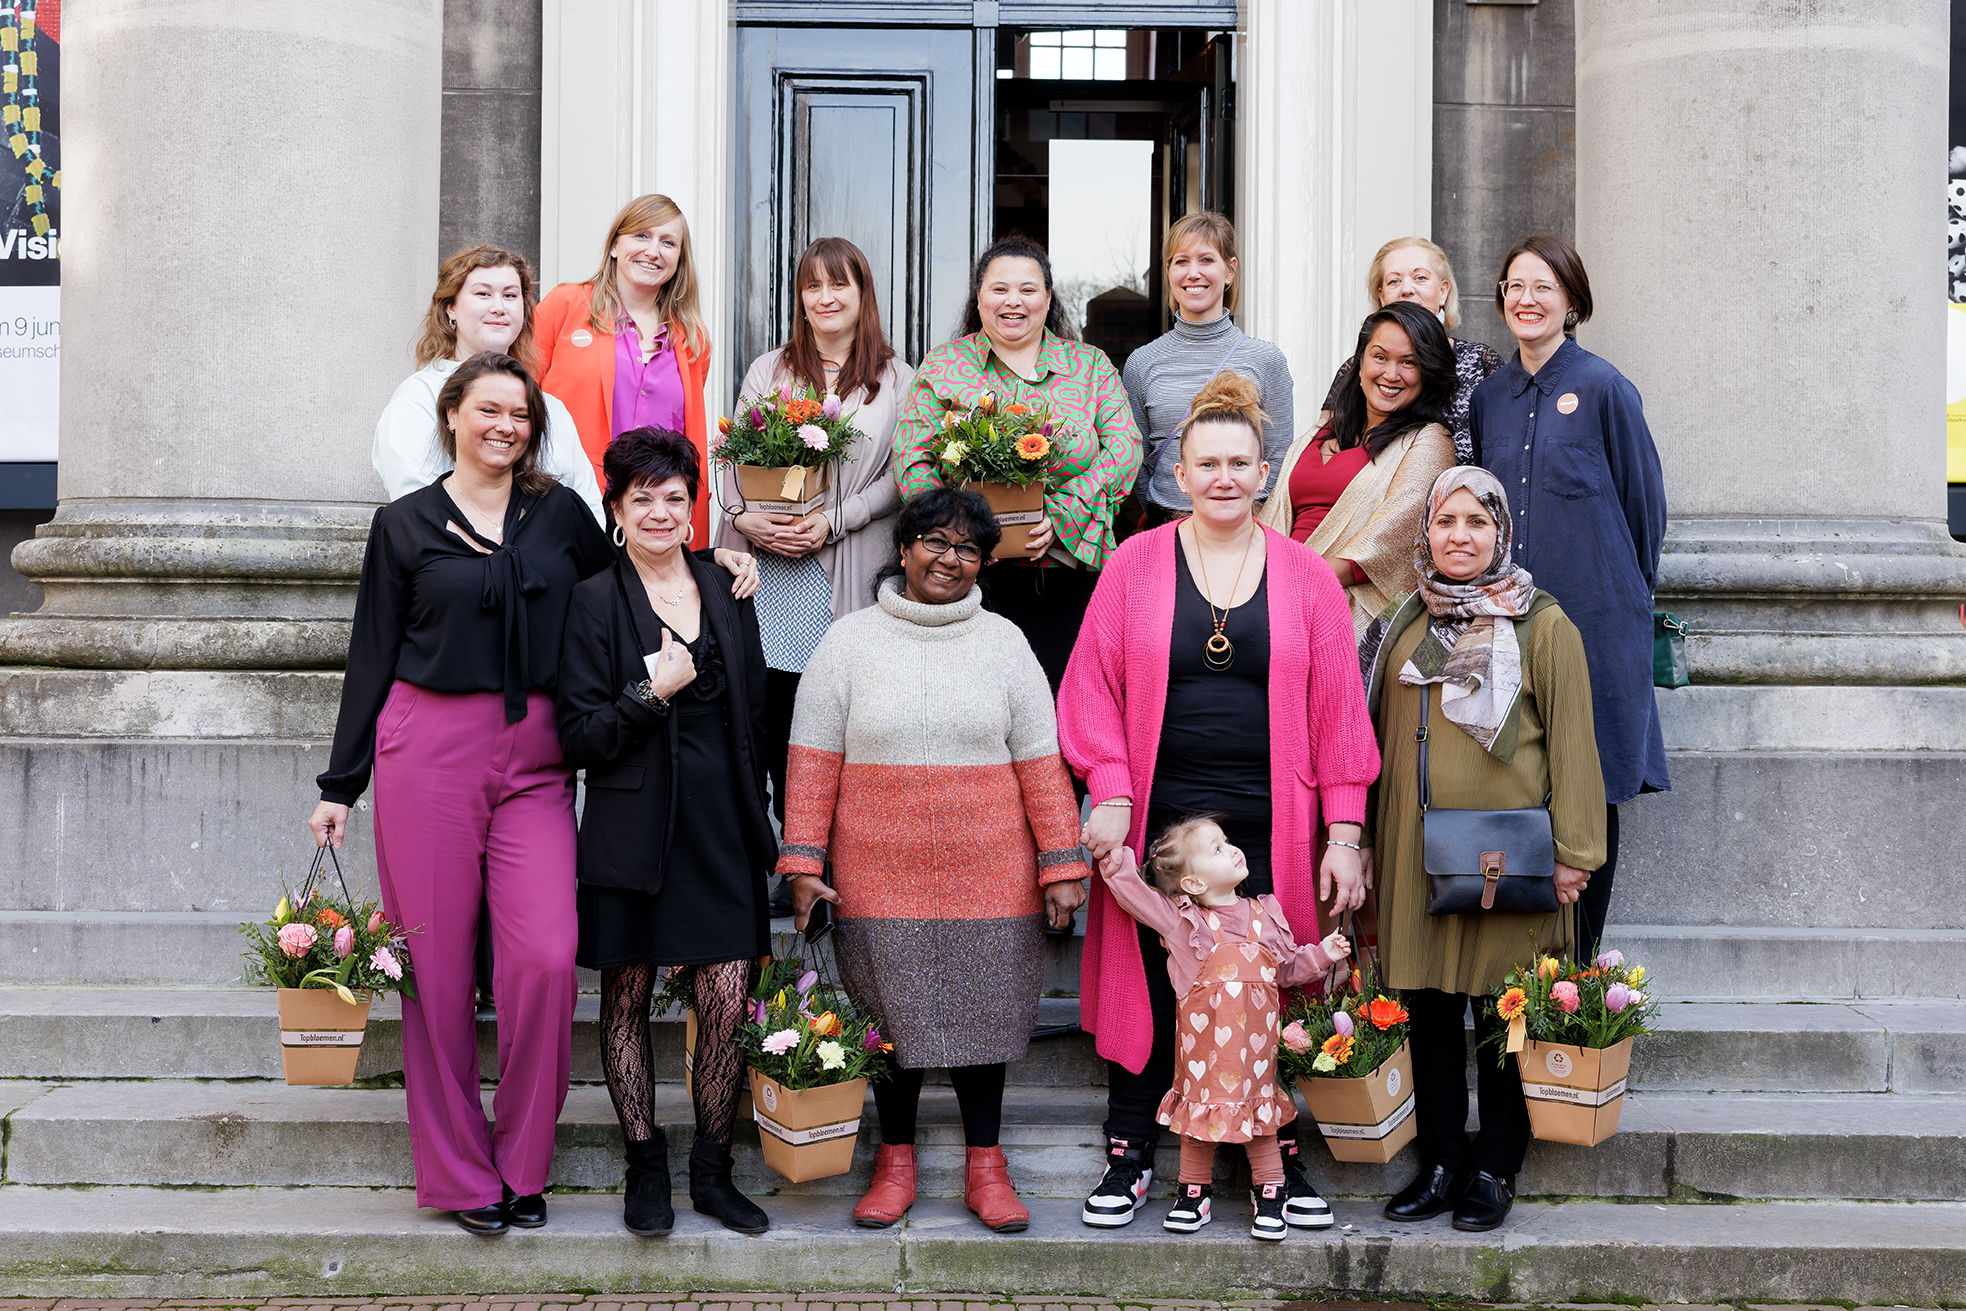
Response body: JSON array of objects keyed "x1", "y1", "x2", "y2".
[{"x1": 372, "y1": 682, "x2": 577, "y2": 1210}]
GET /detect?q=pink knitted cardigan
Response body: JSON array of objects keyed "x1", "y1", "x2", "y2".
[{"x1": 1057, "y1": 522, "x2": 1382, "y2": 1074}]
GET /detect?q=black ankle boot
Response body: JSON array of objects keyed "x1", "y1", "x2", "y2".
[
  {"x1": 688, "y1": 1138, "x2": 769, "y2": 1234},
  {"x1": 623, "y1": 1132, "x2": 674, "y2": 1236}
]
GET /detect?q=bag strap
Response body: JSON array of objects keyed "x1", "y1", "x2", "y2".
[
  {"x1": 1416, "y1": 689, "x2": 1432, "y2": 813},
  {"x1": 299, "y1": 843, "x2": 357, "y2": 909},
  {"x1": 1320, "y1": 908, "x2": 1379, "y2": 998}
]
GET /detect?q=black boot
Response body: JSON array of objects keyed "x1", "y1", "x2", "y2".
[
  {"x1": 1452, "y1": 1170, "x2": 1515, "y2": 1232},
  {"x1": 623, "y1": 1132, "x2": 674, "y2": 1236},
  {"x1": 1385, "y1": 1163, "x2": 1464, "y2": 1221},
  {"x1": 688, "y1": 1137, "x2": 770, "y2": 1234}
]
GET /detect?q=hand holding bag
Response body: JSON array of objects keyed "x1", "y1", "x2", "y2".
[{"x1": 1417, "y1": 690, "x2": 1559, "y2": 916}]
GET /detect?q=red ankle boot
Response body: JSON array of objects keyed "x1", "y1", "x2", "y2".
[
  {"x1": 963, "y1": 1145, "x2": 1029, "y2": 1232},
  {"x1": 853, "y1": 1143, "x2": 917, "y2": 1228}
]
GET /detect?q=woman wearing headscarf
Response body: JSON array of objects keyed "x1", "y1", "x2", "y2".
[{"x1": 1358, "y1": 465, "x2": 1606, "y2": 1235}]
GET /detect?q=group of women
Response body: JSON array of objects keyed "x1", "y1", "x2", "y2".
[{"x1": 307, "y1": 190, "x2": 1667, "y2": 1241}]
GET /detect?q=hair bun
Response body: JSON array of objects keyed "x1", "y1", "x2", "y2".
[{"x1": 1183, "y1": 370, "x2": 1267, "y2": 432}]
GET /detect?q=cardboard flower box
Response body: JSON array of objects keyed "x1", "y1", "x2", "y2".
[
  {"x1": 276, "y1": 987, "x2": 371, "y2": 1085},
  {"x1": 735, "y1": 463, "x2": 831, "y2": 518},
  {"x1": 963, "y1": 481, "x2": 1047, "y2": 559},
  {"x1": 1299, "y1": 1039, "x2": 1416, "y2": 1163},
  {"x1": 749, "y1": 1070, "x2": 868, "y2": 1183},
  {"x1": 1517, "y1": 1036, "x2": 1633, "y2": 1146}
]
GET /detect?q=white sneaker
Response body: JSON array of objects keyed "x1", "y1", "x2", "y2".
[
  {"x1": 1164, "y1": 1182, "x2": 1213, "y2": 1233},
  {"x1": 1251, "y1": 1182, "x2": 1289, "y2": 1240},
  {"x1": 1080, "y1": 1138, "x2": 1155, "y2": 1228}
]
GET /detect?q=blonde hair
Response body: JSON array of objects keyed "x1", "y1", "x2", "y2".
[
  {"x1": 585, "y1": 193, "x2": 708, "y2": 356},
  {"x1": 414, "y1": 245, "x2": 537, "y2": 370},
  {"x1": 1366, "y1": 235, "x2": 1461, "y2": 332},
  {"x1": 1145, "y1": 815, "x2": 1224, "y2": 897},
  {"x1": 1163, "y1": 211, "x2": 1239, "y2": 313},
  {"x1": 1175, "y1": 369, "x2": 1268, "y2": 459}
]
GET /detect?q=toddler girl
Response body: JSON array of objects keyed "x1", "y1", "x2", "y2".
[{"x1": 1097, "y1": 815, "x2": 1349, "y2": 1240}]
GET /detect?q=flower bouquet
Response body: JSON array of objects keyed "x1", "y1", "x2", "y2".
[
  {"x1": 923, "y1": 389, "x2": 1066, "y2": 559},
  {"x1": 240, "y1": 861, "x2": 417, "y2": 1086},
  {"x1": 1486, "y1": 948, "x2": 1658, "y2": 1146},
  {"x1": 1279, "y1": 971, "x2": 1416, "y2": 1162},
  {"x1": 714, "y1": 385, "x2": 861, "y2": 519},
  {"x1": 739, "y1": 956, "x2": 892, "y2": 1182}
]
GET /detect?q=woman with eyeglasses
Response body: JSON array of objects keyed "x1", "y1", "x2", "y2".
[
  {"x1": 780, "y1": 488, "x2": 1089, "y2": 1235},
  {"x1": 1468, "y1": 233, "x2": 1668, "y2": 959},
  {"x1": 1316, "y1": 237, "x2": 1499, "y2": 463}
]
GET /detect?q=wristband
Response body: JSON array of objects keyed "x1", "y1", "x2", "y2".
[
  {"x1": 1326, "y1": 839, "x2": 1362, "y2": 851},
  {"x1": 632, "y1": 679, "x2": 672, "y2": 714},
  {"x1": 1096, "y1": 798, "x2": 1134, "y2": 809}
]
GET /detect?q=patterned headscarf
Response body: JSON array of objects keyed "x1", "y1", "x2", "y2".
[{"x1": 1396, "y1": 466, "x2": 1537, "y2": 753}]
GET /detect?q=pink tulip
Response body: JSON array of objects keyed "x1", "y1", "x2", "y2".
[
  {"x1": 1280, "y1": 1021, "x2": 1313, "y2": 1054},
  {"x1": 1595, "y1": 949, "x2": 1624, "y2": 969},
  {"x1": 1552, "y1": 980, "x2": 1581, "y2": 1013},
  {"x1": 795, "y1": 969, "x2": 819, "y2": 997},
  {"x1": 1605, "y1": 983, "x2": 1633, "y2": 1013},
  {"x1": 332, "y1": 926, "x2": 356, "y2": 959},
  {"x1": 276, "y1": 923, "x2": 318, "y2": 959},
  {"x1": 367, "y1": 909, "x2": 386, "y2": 934},
  {"x1": 821, "y1": 392, "x2": 843, "y2": 420},
  {"x1": 1332, "y1": 1010, "x2": 1355, "y2": 1038}
]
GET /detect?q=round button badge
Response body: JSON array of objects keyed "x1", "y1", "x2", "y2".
[
  {"x1": 1545, "y1": 1047, "x2": 1574, "y2": 1079},
  {"x1": 1556, "y1": 391, "x2": 1579, "y2": 414},
  {"x1": 571, "y1": 329, "x2": 594, "y2": 347}
]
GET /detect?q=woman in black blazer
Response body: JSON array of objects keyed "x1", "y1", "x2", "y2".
[{"x1": 557, "y1": 426, "x2": 777, "y2": 1239}]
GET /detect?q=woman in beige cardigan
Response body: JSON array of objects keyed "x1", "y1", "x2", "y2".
[
  {"x1": 717, "y1": 237, "x2": 913, "y2": 849},
  {"x1": 1259, "y1": 301, "x2": 1456, "y2": 635}
]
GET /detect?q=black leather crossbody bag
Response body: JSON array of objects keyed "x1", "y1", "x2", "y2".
[{"x1": 1418, "y1": 690, "x2": 1559, "y2": 916}]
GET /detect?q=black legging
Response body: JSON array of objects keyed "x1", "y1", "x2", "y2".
[
  {"x1": 599, "y1": 959, "x2": 753, "y2": 1144},
  {"x1": 1575, "y1": 803, "x2": 1619, "y2": 960},
  {"x1": 872, "y1": 1063, "x2": 1007, "y2": 1148},
  {"x1": 759, "y1": 667, "x2": 801, "y2": 826},
  {"x1": 978, "y1": 561, "x2": 1098, "y2": 695},
  {"x1": 1405, "y1": 987, "x2": 1530, "y2": 1179}
]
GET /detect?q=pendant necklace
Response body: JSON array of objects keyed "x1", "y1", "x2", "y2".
[{"x1": 1190, "y1": 522, "x2": 1256, "y2": 672}]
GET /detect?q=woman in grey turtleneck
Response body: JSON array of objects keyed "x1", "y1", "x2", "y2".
[{"x1": 1121, "y1": 212, "x2": 1294, "y2": 527}]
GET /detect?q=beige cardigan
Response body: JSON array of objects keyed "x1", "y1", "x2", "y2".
[
  {"x1": 714, "y1": 349, "x2": 914, "y2": 620},
  {"x1": 1257, "y1": 421, "x2": 1454, "y2": 636}
]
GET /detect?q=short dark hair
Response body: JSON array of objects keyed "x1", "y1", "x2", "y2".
[
  {"x1": 1495, "y1": 233, "x2": 1594, "y2": 331},
  {"x1": 958, "y1": 234, "x2": 1078, "y2": 340},
  {"x1": 875, "y1": 488, "x2": 1003, "y2": 601},
  {"x1": 435, "y1": 352, "x2": 555, "y2": 497},
  {"x1": 603, "y1": 426, "x2": 701, "y2": 516},
  {"x1": 1328, "y1": 299, "x2": 1457, "y2": 460}
]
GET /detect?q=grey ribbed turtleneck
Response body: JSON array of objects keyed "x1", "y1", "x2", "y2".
[{"x1": 1120, "y1": 313, "x2": 1295, "y2": 511}]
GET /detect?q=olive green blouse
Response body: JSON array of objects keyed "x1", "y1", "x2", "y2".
[{"x1": 1365, "y1": 600, "x2": 1608, "y2": 995}]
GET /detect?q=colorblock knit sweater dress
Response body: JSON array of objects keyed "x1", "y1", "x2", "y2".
[{"x1": 776, "y1": 577, "x2": 1091, "y2": 1068}]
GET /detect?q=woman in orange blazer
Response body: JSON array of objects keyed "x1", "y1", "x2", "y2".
[{"x1": 536, "y1": 193, "x2": 716, "y2": 545}]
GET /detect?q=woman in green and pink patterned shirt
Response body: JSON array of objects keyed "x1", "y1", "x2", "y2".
[{"x1": 893, "y1": 236, "x2": 1143, "y2": 690}]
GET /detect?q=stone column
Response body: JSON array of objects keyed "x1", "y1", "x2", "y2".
[
  {"x1": 1574, "y1": 1, "x2": 1966, "y2": 938},
  {"x1": 0, "y1": 1, "x2": 441, "y2": 940}
]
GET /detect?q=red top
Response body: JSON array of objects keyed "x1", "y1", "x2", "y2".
[{"x1": 1287, "y1": 428, "x2": 1370, "y2": 543}]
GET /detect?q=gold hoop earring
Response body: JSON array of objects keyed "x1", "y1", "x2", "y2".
[{"x1": 611, "y1": 525, "x2": 625, "y2": 548}]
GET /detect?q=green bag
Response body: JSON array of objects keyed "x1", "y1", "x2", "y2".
[{"x1": 1653, "y1": 610, "x2": 1689, "y2": 689}]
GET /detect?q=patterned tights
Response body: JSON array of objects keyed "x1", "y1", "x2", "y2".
[{"x1": 599, "y1": 959, "x2": 753, "y2": 1144}]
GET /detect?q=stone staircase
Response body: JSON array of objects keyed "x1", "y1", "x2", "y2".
[{"x1": 2, "y1": 915, "x2": 1964, "y2": 1303}]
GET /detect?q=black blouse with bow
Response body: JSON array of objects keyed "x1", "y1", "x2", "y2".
[{"x1": 317, "y1": 475, "x2": 613, "y2": 805}]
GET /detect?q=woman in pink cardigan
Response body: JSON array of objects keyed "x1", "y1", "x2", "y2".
[{"x1": 1058, "y1": 373, "x2": 1381, "y2": 1233}]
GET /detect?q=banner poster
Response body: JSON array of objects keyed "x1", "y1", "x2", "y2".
[{"x1": 0, "y1": 0, "x2": 58, "y2": 465}]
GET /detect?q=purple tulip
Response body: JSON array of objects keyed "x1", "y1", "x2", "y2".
[
  {"x1": 1596, "y1": 949, "x2": 1625, "y2": 969},
  {"x1": 862, "y1": 1027, "x2": 883, "y2": 1053},
  {"x1": 748, "y1": 998, "x2": 767, "y2": 1024},
  {"x1": 821, "y1": 392, "x2": 843, "y2": 420},
  {"x1": 1332, "y1": 1010, "x2": 1354, "y2": 1037},
  {"x1": 795, "y1": 969, "x2": 819, "y2": 997},
  {"x1": 1605, "y1": 983, "x2": 1633, "y2": 1013},
  {"x1": 747, "y1": 406, "x2": 767, "y2": 429},
  {"x1": 1041, "y1": 419, "x2": 1054, "y2": 438}
]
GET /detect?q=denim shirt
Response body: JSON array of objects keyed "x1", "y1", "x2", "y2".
[{"x1": 1469, "y1": 338, "x2": 1670, "y2": 804}]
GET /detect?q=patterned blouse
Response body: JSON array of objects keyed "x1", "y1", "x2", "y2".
[
  {"x1": 1320, "y1": 335, "x2": 1503, "y2": 464},
  {"x1": 893, "y1": 330, "x2": 1142, "y2": 570}
]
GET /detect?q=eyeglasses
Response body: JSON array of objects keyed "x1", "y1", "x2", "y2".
[
  {"x1": 916, "y1": 533, "x2": 983, "y2": 565},
  {"x1": 1381, "y1": 271, "x2": 1436, "y2": 293},
  {"x1": 1499, "y1": 279, "x2": 1562, "y2": 301}
]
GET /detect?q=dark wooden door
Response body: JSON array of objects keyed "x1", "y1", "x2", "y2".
[
  {"x1": 732, "y1": 25, "x2": 982, "y2": 394},
  {"x1": 1162, "y1": 33, "x2": 1233, "y2": 224}
]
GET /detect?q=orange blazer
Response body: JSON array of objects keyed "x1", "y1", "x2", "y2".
[{"x1": 534, "y1": 281, "x2": 714, "y2": 544}]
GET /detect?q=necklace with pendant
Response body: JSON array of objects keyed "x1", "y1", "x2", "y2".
[{"x1": 1189, "y1": 522, "x2": 1257, "y2": 671}]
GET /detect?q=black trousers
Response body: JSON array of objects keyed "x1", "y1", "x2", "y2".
[
  {"x1": 978, "y1": 561, "x2": 1098, "y2": 695},
  {"x1": 760, "y1": 667, "x2": 802, "y2": 826},
  {"x1": 1575, "y1": 803, "x2": 1620, "y2": 960},
  {"x1": 1405, "y1": 987, "x2": 1530, "y2": 1179},
  {"x1": 1103, "y1": 807, "x2": 1295, "y2": 1154}
]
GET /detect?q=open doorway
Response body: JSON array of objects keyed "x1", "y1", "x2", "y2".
[{"x1": 991, "y1": 27, "x2": 1233, "y2": 371}]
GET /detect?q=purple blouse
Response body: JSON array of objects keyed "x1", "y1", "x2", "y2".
[{"x1": 611, "y1": 321, "x2": 687, "y2": 437}]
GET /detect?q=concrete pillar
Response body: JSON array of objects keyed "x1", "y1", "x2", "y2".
[
  {"x1": 0, "y1": 1, "x2": 441, "y2": 932},
  {"x1": 1574, "y1": 1, "x2": 1966, "y2": 933},
  {"x1": 441, "y1": 0, "x2": 543, "y2": 267}
]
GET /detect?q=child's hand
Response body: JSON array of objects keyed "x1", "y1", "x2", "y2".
[
  {"x1": 1319, "y1": 930, "x2": 1351, "y2": 965},
  {"x1": 1097, "y1": 846, "x2": 1138, "y2": 882}
]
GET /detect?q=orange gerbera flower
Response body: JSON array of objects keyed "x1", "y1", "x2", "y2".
[
  {"x1": 809, "y1": 1010, "x2": 842, "y2": 1037},
  {"x1": 1366, "y1": 996, "x2": 1409, "y2": 1030},
  {"x1": 1016, "y1": 432, "x2": 1051, "y2": 461},
  {"x1": 1319, "y1": 1032, "x2": 1355, "y2": 1064},
  {"x1": 1496, "y1": 987, "x2": 1528, "y2": 1021}
]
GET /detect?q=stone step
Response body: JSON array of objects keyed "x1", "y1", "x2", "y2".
[
  {"x1": 12, "y1": 904, "x2": 1966, "y2": 1004},
  {"x1": 0, "y1": 910, "x2": 1085, "y2": 993},
  {"x1": 2, "y1": 987, "x2": 1959, "y2": 1092},
  {"x1": 0, "y1": 1185, "x2": 1958, "y2": 1304},
  {"x1": 5, "y1": 1078, "x2": 1961, "y2": 1204}
]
